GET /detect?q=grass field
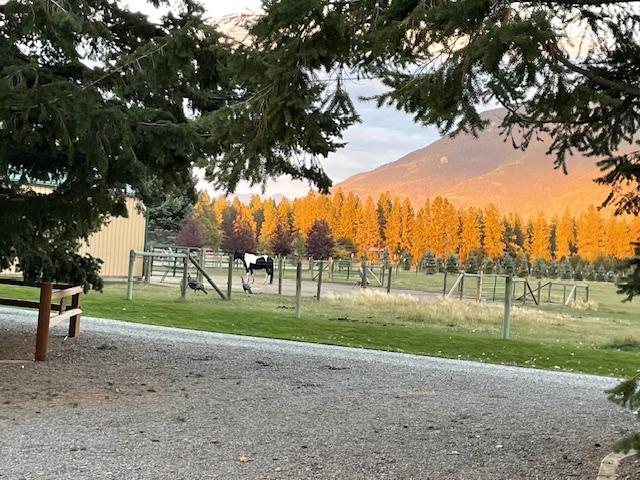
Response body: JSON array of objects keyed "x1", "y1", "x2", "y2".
[{"x1": 1, "y1": 278, "x2": 638, "y2": 377}]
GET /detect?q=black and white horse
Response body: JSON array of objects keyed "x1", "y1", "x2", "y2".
[{"x1": 234, "y1": 252, "x2": 274, "y2": 284}]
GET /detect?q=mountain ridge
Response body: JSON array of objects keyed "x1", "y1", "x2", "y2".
[{"x1": 336, "y1": 108, "x2": 633, "y2": 216}]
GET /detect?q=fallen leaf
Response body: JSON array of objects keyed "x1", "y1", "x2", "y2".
[{"x1": 237, "y1": 455, "x2": 253, "y2": 463}]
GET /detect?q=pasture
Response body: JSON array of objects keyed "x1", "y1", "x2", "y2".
[{"x1": 1, "y1": 278, "x2": 638, "y2": 377}]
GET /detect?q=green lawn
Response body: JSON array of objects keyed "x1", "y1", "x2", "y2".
[{"x1": 1, "y1": 280, "x2": 638, "y2": 377}]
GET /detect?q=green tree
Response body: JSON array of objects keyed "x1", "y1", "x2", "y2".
[
  {"x1": 0, "y1": 0, "x2": 355, "y2": 288},
  {"x1": 423, "y1": 251, "x2": 437, "y2": 275},
  {"x1": 500, "y1": 254, "x2": 515, "y2": 276},
  {"x1": 147, "y1": 193, "x2": 193, "y2": 246},
  {"x1": 531, "y1": 258, "x2": 546, "y2": 279},
  {"x1": 445, "y1": 254, "x2": 460, "y2": 273},
  {"x1": 559, "y1": 258, "x2": 574, "y2": 280},
  {"x1": 482, "y1": 258, "x2": 495, "y2": 275}
]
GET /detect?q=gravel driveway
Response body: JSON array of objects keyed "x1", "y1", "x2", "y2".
[{"x1": 0, "y1": 309, "x2": 635, "y2": 479}]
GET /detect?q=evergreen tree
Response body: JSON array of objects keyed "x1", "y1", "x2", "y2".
[
  {"x1": 573, "y1": 266, "x2": 584, "y2": 282},
  {"x1": 500, "y1": 254, "x2": 515, "y2": 276},
  {"x1": 583, "y1": 263, "x2": 596, "y2": 282},
  {"x1": 597, "y1": 264, "x2": 607, "y2": 282},
  {"x1": 147, "y1": 193, "x2": 193, "y2": 246},
  {"x1": 547, "y1": 259, "x2": 559, "y2": 279},
  {"x1": 516, "y1": 254, "x2": 530, "y2": 278},
  {"x1": 445, "y1": 254, "x2": 460, "y2": 273},
  {"x1": 1, "y1": 0, "x2": 355, "y2": 288},
  {"x1": 423, "y1": 251, "x2": 438, "y2": 275},
  {"x1": 559, "y1": 258, "x2": 574, "y2": 280},
  {"x1": 482, "y1": 258, "x2": 495, "y2": 275},
  {"x1": 531, "y1": 258, "x2": 546, "y2": 279},
  {"x1": 464, "y1": 256, "x2": 479, "y2": 275}
]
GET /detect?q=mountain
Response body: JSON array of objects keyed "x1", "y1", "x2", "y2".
[{"x1": 336, "y1": 108, "x2": 635, "y2": 216}]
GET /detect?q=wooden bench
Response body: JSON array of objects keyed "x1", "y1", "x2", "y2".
[{"x1": 0, "y1": 279, "x2": 83, "y2": 361}]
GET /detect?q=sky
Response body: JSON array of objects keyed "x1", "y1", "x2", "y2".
[{"x1": 124, "y1": 0, "x2": 444, "y2": 198}]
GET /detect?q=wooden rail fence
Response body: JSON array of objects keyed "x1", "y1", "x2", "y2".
[{"x1": 0, "y1": 279, "x2": 83, "y2": 361}]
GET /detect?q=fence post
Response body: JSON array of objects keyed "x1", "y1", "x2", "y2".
[
  {"x1": 181, "y1": 256, "x2": 188, "y2": 299},
  {"x1": 386, "y1": 261, "x2": 392, "y2": 293},
  {"x1": 476, "y1": 271, "x2": 483, "y2": 302},
  {"x1": 361, "y1": 259, "x2": 367, "y2": 288},
  {"x1": 443, "y1": 271, "x2": 448, "y2": 297},
  {"x1": 347, "y1": 263, "x2": 350, "y2": 281},
  {"x1": 197, "y1": 248, "x2": 205, "y2": 283},
  {"x1": 537, "y1": 280, "x2": 542, "y2": 305},
  {"x1": 459, "y1": 272, "x2": 465, "y2": 300},
  {"x1": 328, "y1": 257, "x2": 334, "y2": 281},
  {"x1": 502, "y1": 276, "x2": 512, "y2": 341},
  {"x1": 35, "y1": 282, "x2": 53, "y2": 361},
  {"x1": 295, "y1": 259, "x2": 302, "y2": 319},
  {"x1": 143, "y1": 252, "x2": 151, "y2": 284},
  {"x1": 492, "y1": 275, "x2": 497, "y2": 301},
  {"x1": 585, "y1": 285, "x2": 590, "y2": 302},
  {"x1": 562, "y1": 284, "x2": 567, "y2": 304},
  {"x1": 227, "y1": 254, "x2": 233, "y2": 300},
  {"x1": 548, "y1": 283, "x2": 552, "y2": 303},
  {"x1": 310, "y1": 257, "x2": 314, "y2": 279},
  {"x1": 573, "y1": 284, "x2": 578, "y2": 302},
  {"x1": 126, "y1": 249, "x2": 136, "y2": 300},
  {"x1": 522, "y1": 280, "x2": 527, "y2": 305},
  {"x1": 316, "y1": 260, "x2": 324, "y2": 300},
  {"x1": 278, "y1": 256, "x2": 284, "y2": 295}
]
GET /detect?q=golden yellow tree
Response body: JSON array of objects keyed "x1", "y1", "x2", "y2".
[
  {"x1": 529, "y1": 211, "x2": 551, "y2": 260},
  {"x1": 385, "y1": 197, "x2": 403, "y2": 258},
  {"x1": 337, "y1": 192, "x2": 360, "y2": 241},
  {"x1": 554, "y1": 208, "x2": 575, "y2": 259},
  {"x1": 211, "y1": 195, "x2": 228, "y2": 224},
  {"x1": 459, "y1": 207, "x2": 481, "y2": 263},
  {"x1": 442, "y1": 198, "x2": 460, "y2": 256},
  {"x1": 400, "y1": 197, "x2": 415, "y2": 253},
  {"x1": 410, "y1": 203, "x2": 429, "y2": 263},
  {"x1": 576, "y1": 205, "x2": 605, "y2": 261},
  {"x1": 355, "y1": 197, "x2": 381, "y2": 256},
  {"x1": 482, "y1": 203, "x2": 504, "y2": 259},
  {"x1": 292, "y1": 191, "x2": 318, "y2": 238},
  {"x1": 259, "y1": 199, "x2": 278, "y2": 246}
]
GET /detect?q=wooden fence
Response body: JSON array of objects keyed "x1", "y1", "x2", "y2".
[{"x1": 0, "y1": 279, "x2": 83, "y2": 361}]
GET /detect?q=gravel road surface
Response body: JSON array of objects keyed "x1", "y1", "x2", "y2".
[{"x1": 0, "y1": 309, "x2": 635, "y2": 479}]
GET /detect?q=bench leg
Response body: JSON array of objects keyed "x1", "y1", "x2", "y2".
[{"x1": 68, "y1": 293, "x2": 81, "y2": 338}]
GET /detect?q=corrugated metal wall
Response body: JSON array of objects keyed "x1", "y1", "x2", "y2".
[
  {"x1": 3, "y1": 186, "x2": 146, "y2": 278},
  {"x1": 79, "y1": 197, "x2": 146, "y2": 277}
]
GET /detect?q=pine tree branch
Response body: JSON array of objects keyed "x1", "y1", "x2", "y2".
[{"x1": 546, "y1": 44, "x2": 640, "y2": 98}]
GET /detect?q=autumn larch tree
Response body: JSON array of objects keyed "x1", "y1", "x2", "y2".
[
  {"x1": 482, "y1": 204, "x2": 505, "y2": 260},
  {"x1": 530, "y1": 212, "x2": 551, "y2": 261}
]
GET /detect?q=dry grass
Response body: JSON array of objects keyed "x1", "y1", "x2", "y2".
[{"x1": 325, "y1": 289, "x2": 639, "y2": 346}]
